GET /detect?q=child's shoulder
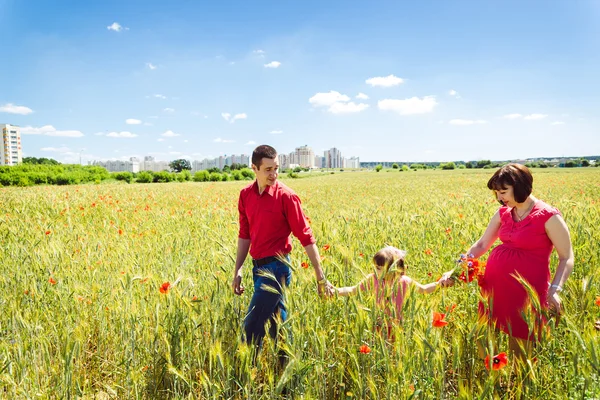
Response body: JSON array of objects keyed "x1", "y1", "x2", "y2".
[{"x1": 399, "y1": 275, "x2": 413, "y2": 285}]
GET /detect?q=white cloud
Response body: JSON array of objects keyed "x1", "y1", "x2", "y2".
[
  {"x1": 253, "y1": 49, "x2": 265, "y2": 55},
  {"x1": 161, "y1": 130, "x2": 180, "y2": 137},
  {"x1": 146, "y1": 63, "x2": 157, "y2": 70},
  {"x1": 448, "y1": 90, "x2": 460, "y2": 99},
  {"x1": 21, "y1": 125, "x2": 84, "y2": 137},
  {"x1": 221, "y1": 112, "x2": 246, "y2": 123},
  {"x1": 524, "y1": 113, "x2": 548, "y2": 120},
  {"x1": 107, "y1": 22, "x2": 123, "y2": 32},
  {"x1": 309, "y1": 91, "x2": 368, "y2": 114},
  {"x1": 40, "y1": 146, "x2": 71, "y2": 153},
  {"x1": 264, "y1": 61, "x2": 281, "y2": 68},
  {"x1": 309, "y1": 91, "x2": 351, "y2": 107},
  {"x1": 183, "y1": 140, "x2": 188, "y2": 143},
  {"x1": 94, "y1": 132, "x2": 105, "y2": 136},
  {"x1": 163, "y1": 108, "x2": 175, "y2": 113},
  {"x1": 106, "y1": 131, "x2": 138, "y2": 138},
  {"x1": 125, "y1": 118, "x2": 142, "y2": 125},
  {"x1": 449, "y1": 119, "x2": 487, "y2": 125},
  {"x1": 143, "y1": 122, "x2": 153, "y2": 126},
  {"x1": 270, "y1": 130, "x2": 283, "y2": 134},
  {"x1": 157, "y1": 138, "x2": 165, "y2": 142},
  {"x1": 551, "y1": 121, "x2": 565, "y2": 125},
  {"x1": 245, "y1": 141, "x2": 257, "y2": 145},
  {"x1": 152, "y1": 94, "x2": 166, "y2": 99},
  {"x1": 378, "y1": 96, "x2": 438, "y2": 115},
  {"x1": 356, "y1": 93, "x2": 369, "y2": 100},
  {"x1": 365, "y1": 74, "x2": 404, "y2": 87},
  {"x1": 503, "y1": 113, "x2": 522, "y2": 119},
  {"x1": 0, "y1": 103, "x2": 34, "y2": 115},
  {"x1": 233, "y1": 113, "x2": 247, "y2": 121},
  {"x1": 328, "y1": 102, "x2": 369, "y2": 114},
  {"x1": 213, "y1": 138, "x2": 235, "y2": 143}
]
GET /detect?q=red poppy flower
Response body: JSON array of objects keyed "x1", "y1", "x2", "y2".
[
  {"x1": 45, "y1": 230, "x2": 51, "y2": 235},
  {"x1": 445, "y1": 227, "x2": 452, "y2": 234},
  {"x1": 301, "y1": 261, "x2": 309, "y2": 269},
  {"x1": 118, "y1": 229, "x2": 123, "y2": 235},
  {"x1": 48, "y1": 277, "x2": 57, "y2": 285},
  {"x1": 484, "y1": 352, "x2": 508, "y2": 370},
  {"x1": 446, "y1": 304, "x2": 457, "y2": 313},
  {"x1": 432, "y1": 312, "x2": 448, "y2": 328},
  {"x1": 424, "y1": 249, "x2": 433, "y2": 255},
  {"x1": 322, "y1": 244, "x2": 330, "y2": 251},
  {"x1": 159, "y1": 282, "x2": 171, "y2": 294},
  {"x1": 359, "y1": 253, "x2": 364, "y2": 258},
  {"x1": 596, "y1": 296, "x2": 600, "y2": 307},
  {"x1": 359, "y1": 344, "x2": 371, "y2": 354}
]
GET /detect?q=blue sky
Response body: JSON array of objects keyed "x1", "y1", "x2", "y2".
[{"x1": 1, "y1": 0, "x2": 599, "y2": 163}]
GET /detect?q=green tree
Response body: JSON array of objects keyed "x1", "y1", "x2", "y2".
[
  {"x1": 375, "y1": 165, "x2": 383, "y2": 172},
  {"x1": 441, "y1": 162, "x2": 456, "y2": 170},
  {"x1": 169, "y1": 159, "x2": 192, "y2": 173},
  {"x1": 392, "y1": 163, "x2": 399, "y2": 169},
  {"x1": 582, "y1": 159, "x2": 590, "y2": 167}
]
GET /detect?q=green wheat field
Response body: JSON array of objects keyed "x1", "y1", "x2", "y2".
[{"x1": 1, "y1": 169, "x2": 598, "y2": 399}]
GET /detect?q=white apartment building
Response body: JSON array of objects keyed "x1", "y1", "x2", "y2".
[
  {"x1": 1, "y1": 124, "x2": 22, "y2": 166},
  {"x1": 346, "y1": 156, "x2": 360, "y2": 169},
  {"x1": 295, "y1": 145, "x2": 315, "y2": 168},
  {"x1": 92, "y1": 157, "x2": 140, "y2": 173}
]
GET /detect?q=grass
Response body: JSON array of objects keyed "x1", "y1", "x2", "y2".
[{"x1": 0, "y1": 168, "x2": 598, "y2": 398}]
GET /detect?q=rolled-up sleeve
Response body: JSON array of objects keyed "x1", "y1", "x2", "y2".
[
  {"x1": 283, "y1": 193, "x2": 315, "y2": 247},
  {"x1": 238, "y1": 193, "x2": 250, "y2": 239}
]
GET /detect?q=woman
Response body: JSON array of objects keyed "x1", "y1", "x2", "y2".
[{"x1": 444, "y1": 163, "x2": 574, "y2": 356}]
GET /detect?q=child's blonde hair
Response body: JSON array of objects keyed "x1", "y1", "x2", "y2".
[{"x1": 373, "y1": 246, "x2": 406, "y2": 275}]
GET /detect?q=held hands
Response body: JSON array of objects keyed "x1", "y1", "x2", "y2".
[
  {"x1": 232, "y1": 272, "x2": 245, "y2": 296},
  {"x1": 317, "y1": 278, "x2": 336, "y2": 298},
  {"x1": 437, "y1": 270, "x2": 457, "y2": 288}
]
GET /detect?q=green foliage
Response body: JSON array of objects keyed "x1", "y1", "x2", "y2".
[
  {"x1": 193, "y1": 171, "x2": 209, "y2": 182},
  {"x1": 287, "y1": 171, "x2": 299, "y2": 178},
  {"x1": 112, "y1": 171, "x2": 134, "y2": 183},
  {"x1": 565, "y1": 160, "x2": 577, "y2": 168},
  {"x1": 169, "y1": 159, "x2": 192, "y2": 173},
  {"x1": 0, "y1": 164, "x2": 110, "y2": 186},
  {"x1": 582, "y1": 159, "x2": 590, "y2": 167},
  {"x1": 293, "y1": 166, "x2": 303, "y2": 173},
  {"x1": 441, "y1": 162, "x2": 456, "y2": 170},
  {"x1": 375, "y1": 164, "x2": 383, "y2": 172},
  {"x1": 401, "y1": 165, "x2": 409, "y2": 172},
  {"x1": 153, "y1": 171, "x2": 176, "y2": 183},
  {"x1": 392, "y1": 163, "x2": 399, "y2": 169},
  {"x1": 209, "y1": 172, "x2": 222, "y2": 182},
  {"x1": 135, "y1": 171, "x2": 153, "y2": 183},
  {"x1": 22, "y1": 156, "x2": 61, "y2": 165},
  {"x1": 240, "y1": 168, "x2": 255, "y2": 180}
]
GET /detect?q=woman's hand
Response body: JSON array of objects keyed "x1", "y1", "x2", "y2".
[{"x1": 546, "y1": 289, "x2": 562, "y2": 314}]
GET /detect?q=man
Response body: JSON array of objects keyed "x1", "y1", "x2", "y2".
[{"x1": 232, "y1": 144, "x2": 335, "y2": 352}]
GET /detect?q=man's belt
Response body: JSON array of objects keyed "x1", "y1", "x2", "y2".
[{"x1": 252, "y1": 256, "x2": 280, "y2": 268}]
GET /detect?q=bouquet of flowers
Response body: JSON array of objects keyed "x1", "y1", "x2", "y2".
[{"x1": 450, "y1": 253, "x2": 486, "y2": 285}]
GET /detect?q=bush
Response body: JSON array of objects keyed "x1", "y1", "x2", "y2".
[
  {"x1": 231, "y1": 170, "x2": 243, "y2": 181},
  {"x1": 135, "y1": 171, "x2": 153, "y2": 183},
  {"x1": 240, "y1": 168, "x2": 255, "y2": 180},
  {"x1": 193, "y1": 171, "x2": 209, "y2": 182},
  {"x1": 287, "y1": 172, "x2": 299, "y2": 179},
  {"x1": 209, "y1": 172, "x2": 222, "y2": 182},
  {"x1": 441, "y1": 162, "x2": 456, "y2": 170},
  {"x1": 113, "y1": 171, "x2": 134, "y2": 183}
]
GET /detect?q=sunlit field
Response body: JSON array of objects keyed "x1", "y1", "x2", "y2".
[{"x1": 1, "y1": 169, "x2": 598, "y2": 399}]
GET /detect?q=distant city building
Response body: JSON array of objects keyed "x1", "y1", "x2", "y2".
[
  {"x1": 324, "y1": 147, "x2": 343, "y2": 168},
  {"x1": 92, "y1": 157, "x2": 139, "y2": 173},
  {"x1": 295, "y1": 145, "x2": 315, "y2": 168},
  {"x1": 346, "y1": 156, "x2": 360, "y2": 169},
  {"x1": 1, "y1": 124, "x2": 22, "y2": 166}
]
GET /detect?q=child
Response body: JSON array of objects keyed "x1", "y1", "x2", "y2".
[{"x1": 337, "y1": 246, "x2": 445, "y2": 335}]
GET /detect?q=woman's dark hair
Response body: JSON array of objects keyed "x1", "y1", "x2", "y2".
[
  {"x1": 252, "y1": 145, "x2": 277, "y2": 169},
  {"x1": 487, "y1": 163, "x2": 533, "y2": 203}
]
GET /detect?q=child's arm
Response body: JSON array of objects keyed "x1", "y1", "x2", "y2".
[
  {"x1": 404, "y1": 276, "x2": 440, "y2": 294},
  {"x1": 337, "y1": 273, "x2": 375, "y2": 296}
]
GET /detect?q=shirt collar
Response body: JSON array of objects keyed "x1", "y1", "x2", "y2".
[{"x1": 253, "y1": 180, "x2": 278, "y2": 196}]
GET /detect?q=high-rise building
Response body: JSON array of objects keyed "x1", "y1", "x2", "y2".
[
  {"x1": 1, "y1": 124, "x2": 22, "y2": 166},
  {"x1": 324, "y1": 147, "x2": 343, "y2": 168},
  {"x1": 295, "y1": 145, "x2": 315, "y2": 168}
]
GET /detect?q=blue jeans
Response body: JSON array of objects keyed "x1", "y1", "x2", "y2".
[{"x1": 244, "y1": 259, "x2": 292, "y2": 348}]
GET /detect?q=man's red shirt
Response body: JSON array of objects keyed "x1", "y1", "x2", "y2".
[{"x1": 238, "y1": 180, "x2": 315, "y2": 260}]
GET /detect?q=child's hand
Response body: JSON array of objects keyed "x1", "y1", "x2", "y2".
[{"x1": 437, "y1": 271, "x2": 456, "y2": 288}]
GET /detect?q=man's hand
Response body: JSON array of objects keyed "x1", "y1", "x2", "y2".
[
  {"x1": 318, "y1": 279, "x2": 335, "y2": 298},
  {"x1": 232, "y1": 273, "x2": 245, "y2": 296}
]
